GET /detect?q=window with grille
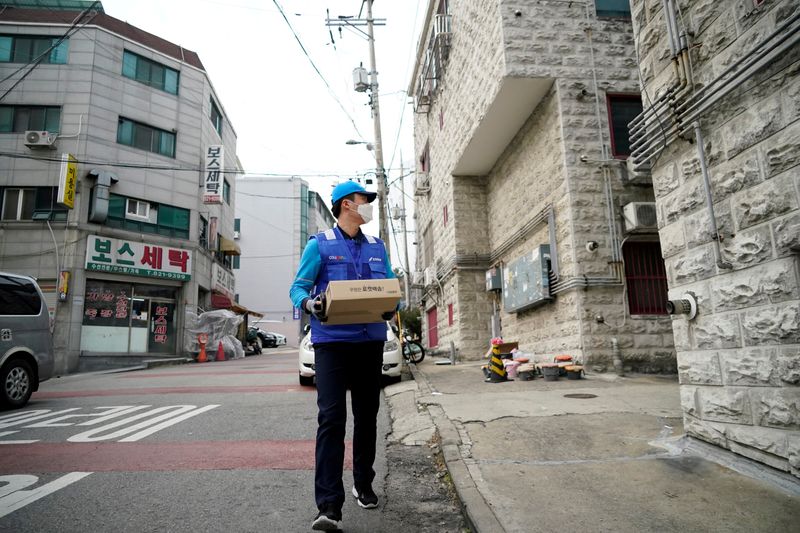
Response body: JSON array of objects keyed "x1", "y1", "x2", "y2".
[{"x1": 622, "y1": 241, "x2": 668, "y2": 315}]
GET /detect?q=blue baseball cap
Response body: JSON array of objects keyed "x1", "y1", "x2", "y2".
[{"x1": 331, "y1": 180, "x2": 377, "y2": 205}]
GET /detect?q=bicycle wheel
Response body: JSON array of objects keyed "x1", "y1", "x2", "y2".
[{"x1": 403, "y1": 341, "x2": 425, "y2": 364}]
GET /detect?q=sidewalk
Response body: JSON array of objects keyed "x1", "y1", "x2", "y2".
[{"x1": 405, "y1": 359, "x2": 800, "y2": 533}]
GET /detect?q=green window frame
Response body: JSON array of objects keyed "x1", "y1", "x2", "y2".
[
  {"x1": 223, "y1": 179, "x2": 230, "y2": 204},
  {"x1": 210, "y1": 98, "x2": 223, "y2": 135},
  {"x1": 0, "y1": 105, "x2": 60, "y2": 133},
  {"x1": 122, "y1": 50, "x2": 179, "y2": 94},
  {"x1": 0, "y1": 34, "x2": 69, "y2": 64},
  {"x1": 596, "y1": 0, "x2": 631, "y2": 18},
  {"x1": 104, "y1": 193, "x2": 189, "y2": 239},
  {"x1": 117, "y1": 117, "x2": 176, "y2": 158},
  {"x1": 1, "y1": 186, "x2": 67, "y2": 221}
]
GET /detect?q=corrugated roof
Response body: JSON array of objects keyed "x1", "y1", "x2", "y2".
[{"x1": 0, "y1": 7, "x2": 205, "y2": 70}]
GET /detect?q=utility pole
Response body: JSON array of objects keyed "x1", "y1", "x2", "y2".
[
  {"x1": 326, "y1": 1, "x2": 389, "y2": 255},
  {"x1": 365, "y1": 0, "x2": 389, "y2": 254},
  {"x1": 399, "y1": 152, "x2": 411, "y2": 309}
]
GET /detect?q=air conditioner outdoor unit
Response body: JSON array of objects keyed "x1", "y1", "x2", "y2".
[
  {"x1": 416, "y1": 171, "x2": 430, "y2": 190},
  {"x1": 24, "y1": 130, "x2": 57, "y2": 148},
  {"x1": 623, "y1": 202, "x2": 658, "y2": 232},
  {"x1": 423, "y1": 266, "x2": 437, "y2": 287},
  {"x1": 233, "y1": 230, "x2": 240, "y2": 239},
  {"x1": 412, "y1": 271, "x2": 424, "y2": 285}
]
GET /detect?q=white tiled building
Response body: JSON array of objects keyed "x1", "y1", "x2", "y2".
[
  {"x1": 409, "y1": 0, "x2": 676, "y2": 371},
  {"x1": 629, "y1": 0, "x2": 800, "y2": 477},
  {"x1": 0, "y1": 3, "x2": 242, "y2": 372}
]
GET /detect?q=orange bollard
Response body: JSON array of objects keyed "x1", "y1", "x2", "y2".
[
  {"x1": 197, "y1": 333, "x2": 208, "y2": 363},
  {"x1": 216, "y1": 341, "x2": 225, "y2": 362}
]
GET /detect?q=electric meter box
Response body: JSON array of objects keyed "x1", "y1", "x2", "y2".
[{"x1": 485, "y1": 266, "x2": 502, "y2": 292}]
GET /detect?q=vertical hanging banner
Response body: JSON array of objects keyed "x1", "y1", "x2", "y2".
[
  {"x1": 57, "y1": 153, "x2": 78, "y2": 209},
  {"x1": 208, "y1": 217, "x2": 218, "y2": 251},
  {"x1": 203, "y1": 145, "x2": 224, "y2": 204}
]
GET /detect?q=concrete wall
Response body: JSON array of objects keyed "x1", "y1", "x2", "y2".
[
  {"x1": 629, "y1": 0, "x2": 800, "y2": 476},
  {"x1": 0, "y1": 19, "x2": 238, "y2": 373},
  {"x1": 411, "y1": 0, "x2": 676, "y2": 370}
]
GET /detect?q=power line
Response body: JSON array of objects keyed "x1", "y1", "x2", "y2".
[
  {"x1": 0, "y1": 149, "x2": 407, "y2": 177},
  {"x1": 270, "y1": 0, "x2": 365, "y2": 139}
]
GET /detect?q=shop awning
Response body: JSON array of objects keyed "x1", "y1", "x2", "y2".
[
  {"x1": 211, "y1": 291, "x2": 263, "y2": 318},
  {"x1": 232, "y1": 303, "x2": 263, "y2": 318},
  {"x1": 220, "y1": 236, "x2": 241, "y2": 256}
]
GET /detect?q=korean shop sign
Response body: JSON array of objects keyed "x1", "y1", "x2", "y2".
[
  {"x1": 203, "y1": 145, "x2": 224, "y2": 204},
  {"x1": 212, "y1": 263, "x2": 235, "y2": 299},
  {"x1": 57, "y1": 153, "x2": 77, "y2": 209},
  {"x1": 85, "y1": 235, "x2": 192, "y2": 281}
]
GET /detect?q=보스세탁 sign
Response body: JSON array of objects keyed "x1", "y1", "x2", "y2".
[
  {"x1": 85, "y1": 235, "x2": 192, "y2": 281},
  {"x1": 203, "y1": 145, "x2": 224, "y2": 204}
]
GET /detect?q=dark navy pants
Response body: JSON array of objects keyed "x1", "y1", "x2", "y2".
[{"x1": 313, "y1": 341, "x2": 383, "y2": 510}]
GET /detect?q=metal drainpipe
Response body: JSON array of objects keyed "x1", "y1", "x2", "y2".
[
  {"x1": 693, "y1": 121, "x2": 733, "y2": 270},
  {"x1": 611, "y1": 337, "x2": 624, "y2": 376}
]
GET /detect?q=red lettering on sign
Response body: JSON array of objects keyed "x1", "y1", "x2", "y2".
[
  {"x1": 168, "y1": 250, "x2": 189, "y2": 273},
  {"x1": 141, "y1": 246, "x2": 163, "y2": 270}
]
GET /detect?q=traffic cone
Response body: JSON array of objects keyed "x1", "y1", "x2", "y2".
[
  {"x1": 216, "y1": 341, "x2": 225, "y2": 362},
  {"x1": 198, "y1": 343, "x2": 207, "y2": 363},
  {"x1": 487, "y1": 346, "x2": 510, "y2": 383}
]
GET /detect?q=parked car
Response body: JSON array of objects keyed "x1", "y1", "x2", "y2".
[
  {"x1": 0, "y1": 272, "x2": 55, "y2": 408},
  {"x1": 298, "y1": 323, "x2": 402, "y2": 386},
  {"x1": 269, "y1": 332, "x2": 287, "y2": 346},
  {"x1": 249, "y1": 327, "x2": 277, "y2": 349}
]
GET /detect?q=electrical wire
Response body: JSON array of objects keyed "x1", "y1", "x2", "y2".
[
  {"x1": 0, "y1": 149, "x2": 405, "y2": 177},
  {"x1": 270, "y1": 0, "x2": 365, "y2": 140},
  {"x1": 386, "y1": 0, "x2": 423, "y2": 171}
]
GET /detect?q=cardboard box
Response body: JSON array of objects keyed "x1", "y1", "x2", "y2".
[{"x1": 323, "y1": 278, "x2": 401, "y2": 325}]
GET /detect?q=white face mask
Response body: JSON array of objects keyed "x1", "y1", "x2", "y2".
[{"x1": 350, "y1": 202, "x2": 373, "y2": 224}]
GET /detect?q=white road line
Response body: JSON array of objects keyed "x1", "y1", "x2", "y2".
[
  {"x1": 0, "y1": 431, "x2": 38, "y2": 444},
  {"x1": 118, "y1": 404, "x2": 219, "y2": 442},
  {"x1": 0, "y1": 473, "x2": 92, "y2": 519}
]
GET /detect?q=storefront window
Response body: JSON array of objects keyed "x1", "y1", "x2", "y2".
[{"x1": 80, "y1": 280, "x2": 177, "y2": 354}]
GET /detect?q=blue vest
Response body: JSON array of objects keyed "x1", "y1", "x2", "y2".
[{"x1": 310, "y1": 227, "x2": 389, "y2": 344}]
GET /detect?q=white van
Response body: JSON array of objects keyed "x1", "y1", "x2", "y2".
[{"x1": 0, "y1": 272, "x2": 55, "y2": 408}]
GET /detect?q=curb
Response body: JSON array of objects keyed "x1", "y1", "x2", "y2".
[{"x1": 409, "y1": 363, "x2": 506, "y2": 533}]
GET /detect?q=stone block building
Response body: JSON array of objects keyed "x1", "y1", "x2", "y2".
[
  {"x1": 628, "y1": 0, "x2": 800, "y2": 477},
  {"x1": 0, "y1": 3, "x2": 243, "y2": 373},
  {"x1": 409, "y1": 0, "x2": 676, "y2": 371}
]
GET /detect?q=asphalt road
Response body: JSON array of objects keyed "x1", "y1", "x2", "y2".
[{"x1": 0, "y1": 349, "x2": 465, "y2": 533}]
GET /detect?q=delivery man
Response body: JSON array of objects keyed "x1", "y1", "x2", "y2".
[{"x1": 289, "y1": 180, "x2": 396, "y2": 531}]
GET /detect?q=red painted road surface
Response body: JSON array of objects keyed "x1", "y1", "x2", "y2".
[
  {"x1": 34, "y1": 384, "x2": 315, "y2": 399},
  {"x1": 0, "y1": 440, "x2": 352, "y2": 472}
]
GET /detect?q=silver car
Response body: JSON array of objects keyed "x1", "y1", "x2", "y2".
[{"x1": 0, "y1": 272, "x2": 55, "y2": 408}]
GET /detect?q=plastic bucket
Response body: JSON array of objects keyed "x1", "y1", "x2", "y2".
[{"x1": 541, "y1": 364, "x2": 560, "y2": 381}]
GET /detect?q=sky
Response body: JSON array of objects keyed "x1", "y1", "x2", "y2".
[{"x1": 99, "y1": 0, "x2": 426, "y2": 271}]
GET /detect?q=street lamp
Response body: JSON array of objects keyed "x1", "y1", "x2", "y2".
[{"x1": 346, "y1": 139, "x2": 375, "y2": 151}]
